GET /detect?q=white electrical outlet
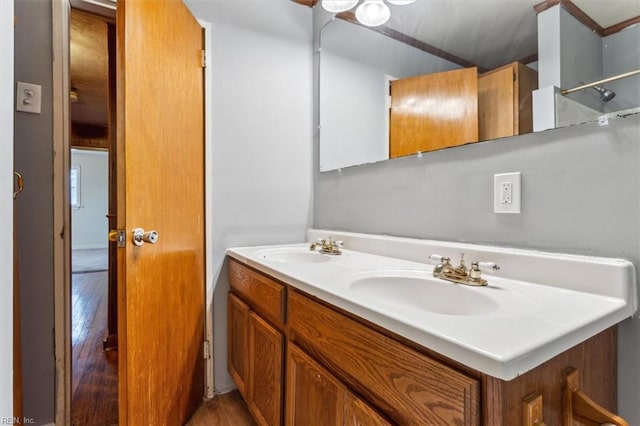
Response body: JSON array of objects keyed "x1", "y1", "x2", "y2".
[
  {"x1": 500, "y1": 181, "x2": 512, "y2": 204},
  {"x1": 494, "y1": 172, "x2": 521, "y2": 214}
]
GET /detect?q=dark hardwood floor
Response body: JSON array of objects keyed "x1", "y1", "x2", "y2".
[
  {"x1": 187, "y1": 391, "x2": 256, "y2": 426},
  {"x1": 72, "y1": 271, "x2": 118, "y2": 426},
  {"x1": 71, "y1": 270, "x2": 254, "y2": 425}
]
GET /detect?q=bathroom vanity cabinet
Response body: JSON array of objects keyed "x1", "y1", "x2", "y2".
[
  {"x1": 228, "y1": 261, "x2": 286, "y2": 425},
  {"x1": 227, "y1": 257, "x2": 619, "y2": 425}
]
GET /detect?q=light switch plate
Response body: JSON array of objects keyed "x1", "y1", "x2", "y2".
[
  {"x1": 494, "y1": 172, "x2": 521, "y2": 214},
  {"x1": 16, "y1": 81, "x2": 42, "y2": 114}
]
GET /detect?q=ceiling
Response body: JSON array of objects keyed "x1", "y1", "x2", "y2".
[
  {"x1": 70, "y1": 8, "x2": 110, "y2": 126},
  {"x1": 68, "y1": 1, "x2": 640, "y2": 126},
  {"x1": 572, "y1": 0, "x2": 640, "y2": 27},
  {"x1": 380, "y1": 0, "x2": 640, "y2": 71}
]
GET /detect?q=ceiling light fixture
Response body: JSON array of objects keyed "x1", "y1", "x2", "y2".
[
  {"x1": 321, "y1": 0, "x2": 415, "y2": 27},
  {"x1": 70, "y1": 88, "x2": 79, "y2": 103}
]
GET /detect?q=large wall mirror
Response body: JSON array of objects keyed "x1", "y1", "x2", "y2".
[{"x1": 318, "y1": 0, "x2": 640, "y2": 172}]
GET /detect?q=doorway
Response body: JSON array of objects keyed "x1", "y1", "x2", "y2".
[
  {"x1": 54, "y1": 1, "x2": 215, "y2": 423},
  {"x1": 69, "y1": 8, "x2": 118, "y2": 425}
]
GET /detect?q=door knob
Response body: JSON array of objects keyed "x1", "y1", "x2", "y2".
[{"x1": 132, "y1": 228, "x2": 159, "y2": 246}]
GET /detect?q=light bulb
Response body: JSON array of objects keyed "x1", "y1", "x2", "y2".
[
  {"x1": 321, "y1": 0, "x2": 359, "y2": 13},
  {"x1": 355, "y1": 0, "x2": 390, "y2": 27},
  {"x1": 386, "y1": 0, "x2": 415, "y2": 5}
]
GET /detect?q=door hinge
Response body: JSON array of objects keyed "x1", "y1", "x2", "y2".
[
  {"x1": 201, "y1": 49, "x2": 208, "y2": 68},
  {"x1": 203, "y1": 340, "x2": 211, "y2": 359}
]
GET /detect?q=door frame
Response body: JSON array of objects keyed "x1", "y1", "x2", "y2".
[
  {"x1": 1, "y1": 0, "x2": 14, "y2": 415},
  {"x1": 52, "y1": 3, "x2": 214, "y2": 423}
]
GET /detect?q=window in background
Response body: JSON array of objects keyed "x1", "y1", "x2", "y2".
[{"x1": 70, "y1": 166, "x2": 81, "y2": 208}]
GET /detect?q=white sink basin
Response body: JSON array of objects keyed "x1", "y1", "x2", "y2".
[
  {"x1": 346, "y1": 269, "x2": 538, "y2": 317},
  {"x1": 255, "y1": 247, "x2": 333, "y2": 263},
  {"x1": 350, "y1": 274, "x2": 497, "y2": 316}
]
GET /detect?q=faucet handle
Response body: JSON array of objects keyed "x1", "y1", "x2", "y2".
[
  {"x1": 477, "y1": 261, "x2": 500, "y2": 273},
  {"x1": 428, "y1": 254, "x2": 450, "y2": 264}
]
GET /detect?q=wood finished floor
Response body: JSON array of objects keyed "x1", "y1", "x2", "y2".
[
  {"x1": 187, "y1": 391, "x2": 256, "y2": 425},
  {"x1": 72, "y1": 271, "x2": 118, "y2": 426},
  {"x1": 72, "y1": 271, "x2": 254, "y2": 425}
]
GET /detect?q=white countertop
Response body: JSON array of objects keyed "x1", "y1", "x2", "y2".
[{"x1": 226, "y1": 230, "x2": 637, "y2": 380}]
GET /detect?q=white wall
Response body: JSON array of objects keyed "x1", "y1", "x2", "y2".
[
  {"x1": 0, "y1": 0, "x2": 14, "y2": 417},
  {"x1": 71, "y1": 149, "x2": 108, "y2": 250},
  {"x1": 184, "y1": 0, "x2": 313, "y2": 393}
]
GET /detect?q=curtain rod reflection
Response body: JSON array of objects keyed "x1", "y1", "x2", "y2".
[{"x1": 561, "y1": 69, "x2": 640, "y2": 96}]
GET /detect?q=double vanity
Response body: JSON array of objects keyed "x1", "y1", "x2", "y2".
[{"x1": 226, "y1": 230, "x2": 636, "y2": 425}]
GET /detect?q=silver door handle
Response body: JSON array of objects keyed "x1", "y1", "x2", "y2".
[{"x1": 132, "y1": 228, "x2": 158, "y2": 246}]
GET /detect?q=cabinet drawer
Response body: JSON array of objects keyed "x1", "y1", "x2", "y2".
[
  {"x1": 228, "y1": 258, "x2": 286, "y2": 329},
  {"x1": 288, "y1": 290, "x2": 480, "y2": 425}
]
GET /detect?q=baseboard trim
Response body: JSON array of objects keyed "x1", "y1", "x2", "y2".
[
  {"x1": 214, "y1": 383, "x2": 237, "y2": 395},
  {"x1": 72, "y1": 245, "x2": 108, "y2": 250}
]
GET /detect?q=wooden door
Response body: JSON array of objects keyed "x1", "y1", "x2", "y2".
[
  {"x1": 389, "y1": 68, "x2": 478, "y2": 158},
  {"x1": 116, "y1": 0, "x2": 205, "y2": 424},
  {"x1": 249, "y1": 312, "x2": 283, "y2": 426}
]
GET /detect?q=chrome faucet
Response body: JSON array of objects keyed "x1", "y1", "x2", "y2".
[
  {"x1": 310, "y1": 237, "x2": 343, "y2": 255},
  {"x1": 429, "y1": 253, "x2": 499, "y2": 286}
]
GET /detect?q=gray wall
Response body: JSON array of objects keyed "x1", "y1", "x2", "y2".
[
  {"x1": 14, "y1": 0, "x2": 56, "y2": 423},
  {"x1": 603, "y1": 24, "x2": 640, "y2": 113},
  {"x1": 313, "y1": 3, "x2": 640, "y2": 422},
  {"x1": 184, "y1": 0, "x2": 314, "y2": 393},
  {"x1": 314, "y1": 113, "x2": 640, "y2": 422},
  {"x1": 560, "y1": 8, "x2": 602, "y2": 112}
]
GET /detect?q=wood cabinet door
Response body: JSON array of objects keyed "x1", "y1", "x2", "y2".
[
  {"x1": 286, "y1": 343, "x2": 345, "y2": 426},
  {"x1": 228, "y1": 293, "x2": 250, "y2": 399},
  {"x1": 478, "y1": 62, "x2": 538, "y2": 141},
  {"x1": 390, "y1": 67, "x2": 478, "y2": 158},
  {"x1": 478, "y1": 65, "x2": 515, "y2": 140},
  {"x1": 288, "y1": 290, "x2": 480, "y2": 425},
  {"x1": 344, "y1": 392, "x2": 392, "y2": 426},
  {"x1": 249, "y1": 312, "x2": 284, "y2": 426}
]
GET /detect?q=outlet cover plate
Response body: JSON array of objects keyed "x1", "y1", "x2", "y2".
[
  {"x1": 494, "y1": 172, "x2": 521, "y2": 214},
  {"x1": 16, "y1": 81, "x2": 42, "y2": 114}
]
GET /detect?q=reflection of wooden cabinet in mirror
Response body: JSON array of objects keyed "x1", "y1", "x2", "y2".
[
  {"x1": 389, "y1": 68, "x2": 479, "y2": 159},
  {"x1": 478, "y1": 61, "x2": 538, "y2": 141}
]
